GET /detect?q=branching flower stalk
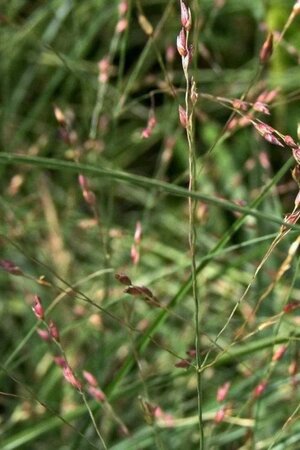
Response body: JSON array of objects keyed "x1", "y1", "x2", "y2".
[{"x1": 177, "y1": 2, "x2": 203, "y2": 447}]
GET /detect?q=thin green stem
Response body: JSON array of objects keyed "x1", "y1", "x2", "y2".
[{"x1": 183, "y1": 26, "x2": 204, "y2": 450}]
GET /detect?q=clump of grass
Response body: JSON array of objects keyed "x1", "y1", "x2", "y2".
[{"x1": 1, "y1": 1, "x2": 300, "y2": 449}]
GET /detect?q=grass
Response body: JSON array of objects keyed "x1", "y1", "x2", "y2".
[{"x1": 1, "y1": 0, "x2": 300, "y2": 449}]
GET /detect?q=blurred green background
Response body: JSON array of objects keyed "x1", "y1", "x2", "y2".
[{"x1": 1, "y1": 1, "x2": 300, "y2": 449}]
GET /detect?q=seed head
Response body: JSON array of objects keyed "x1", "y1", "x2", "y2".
[
  {"x1": 259, "y1": 32, "x2": 273, "y2": 64},
  {"x1": 216, "y1": 382, "x2": 231, "y2": 402},
  {"x1": 175, "y1": 359, "x2": 190, "y2": 368},
  {"x1": 62, "y1": 364, "x2": 82, "y2": 391},
  {"x1": 283, "y1": 300, "x2": 300, "y2": 313},
  {"x1": 272, "y1": 345, "x2": 287, "y2": 362},
  {"x1": 32, "y1": 295, "x2": 44, "y2": 320},
  {"x1": 0, "y1": 259, "x2": 23, "y2": 276},
  {"x1": 214, "y1": 407, "x2": 226, "y2": 423},
  {"x1": 178, "y1": 105, "x2": 188, "y2": 128},
  {"x1": 176, "y1": 28, "x2": 188, "y2": 57},
  {"x1": 116, "y1": 18, "x2": 128, "y2": 34},
  {"x1": 253, "y1": 102, "x2": 270, "y2": 115},
  {"x1": 36, "y1": 328, "x2": 50, "y2": 341},
  {"x1": 284, "y1": 135, "x2": 297, "y2": 148},
  {"x1": 180, "y1": 1, "x2": 192, "y2": 31},
  {"x1": 118, "y1": 0, "x2": 128, "y2": 16},
  {"x1": 115, "y1": 272, "x2": 132, "y2": 286},
  {"x1": 48, "y1": 320, "x2": 60, "y2": 341},
  {"x1": 253, "y1": 381, "x2": 267, "y2": 398},
  {"x1": 83, "y1": 370, "x2": 98, "y2": 387},
  {"x1": 88, "y1": 385, "x2": 106, "y2": 402}
]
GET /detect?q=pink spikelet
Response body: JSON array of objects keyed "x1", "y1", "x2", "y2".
[
  {"x1": 216, "y1": 382, "x2": 231, "y2": 402},
  {"x1": 48, "y1": 320, "x2": 60, "y2": 342},
  {"x1": 272, "y1": 345, "x2": 287, "y2": 362},
  {"x1": 176, "y1": 28, "x2": 188, "y2": 57},
  {"x1": 83, "y1": 370, "x2": 98, "y2": 387},
  {"x1": 115, "y1": 272, "x2": 132, "y2": 286},
  {"x1": 32, "y1": 295, "x2": 44, "y2": 320},
  {"x1": 180, "y1": 0, "x2": 192, "y2": 31},
  {"x1": 88, "y1": 386, "x2": 106, "y2": 403},
  {"x1": 0, "y1": 259, "x2": 23, "y2": 276},
  {"x1": 141, "y1": 114, "x2": 156, "y2": 139},
  {"x1": 178, "y1": 105, "x2": 188, "y2": 128},
  {"x1": 36, "y1": 328, "x2": 50, "y2": 341},
  {"x1": 62, "y1": 364, "x2": 82, "y2": 391},
  {"x1": 214, "y1": 407, "x2": 226, "y2": 423},
  {"x1": 253, "y1": 381, "x2": 267, "y2": 398},
  {"x1": 259, "y1": 32, "x2": 273, "y2": 64}
]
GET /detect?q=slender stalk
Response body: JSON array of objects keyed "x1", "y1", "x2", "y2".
[{"x1": 179, "y1": 7, "x2": 204, "y2": 445}]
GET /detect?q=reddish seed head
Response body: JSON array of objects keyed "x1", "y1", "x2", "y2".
[
  {"x1": 0, "y1": 259, "x2": 23, "y2": 276},
  {"x1": 176, "y1": 28, "x2": 188, "y2": 57},
  {"x1": 36, "y1": 328, "x2": 50, "y2": 341},
  {"x1": 88, "y1": 385, "x2": 106, "y2": 402},
  {"x1": 232, "y1": 99, "x2": 248, "y2": 111},
  {"x1": 125, "y1": 285, "x2": 143, "y2": 296},
  {"x1": 272, "y1": 345, "x2": 287, "y2": 362},
  {"x1": 32, "y1": 295, "x2": 44, "y2": 320},
  {"x1": 253, "y1": 381, "x2": 267, "y2": 398},
  {"x1": 54, "y1": 356, "x2": 66, "y2": 368},
  {"x1": 118, "y1": 0, "x2": 128, "y2": 16},
  {"x1": 216, "y1": 382, "x2": 231, "y2": 402},
  {"x1": 141, "y1": 115, "x2": 156, "y2": 139},
  {"x1": 48, "y1": 320, "x2": 60, "y2": 341},
  {"x1": 283, "y1": 300, "x2": 300, "y2": 313},
  {"x1": 178, "y1": 105, "x2": 188, "y2": 128},
  {"x1": 253, "y1": 102, "x2": 270, "y2": 115},
  {"x1": 115, "y1": 272, "x2": 132, "y2": 286},
  {"x1": 288, "y1": 360, "x2": 298, "y2": 376},
  {"x1": 116, "y1": 18, "x2": 128, "y2": 34},
  {"x1": 263, "y1": 132, "x2": 284, "y2": 147},
  {"x1": 180, "y1": 0, "x2": 192, "y2": 31},
  {"x1": 253, "y1": 122, "x2": 275, "y2": 136},
  {"x1": 83, "y1": 190, "x2": 96, "y2": 207},
  {"x1": 131, "y1": 244, "x2": 140, "y2": 265},
  {"x1": 175, "y1": 359, "x2": 190, "y2": 368},
  {"x1": 78, "y1": 174, "x2": 89, "y2": 190},
  {"x1": 259, "y1": 32, "x2": 273, "y2": 64},
  {"x1": 284, "y1": 135, "x2": 297, "y2": 148},
  {"x1": 214, "y1": 407, "x2": 226, "y2": 423},
  {"x1": 62, "y1": 364, "x2": 82, "y2": 391},
  {"x1": 141, "y1": 128, "x2": 151, "y2": 139},
  {"x1": 153, "y1": 407, "x2": 174, "y2": 427},
  {"x1": 138, "y1": 285, "x2": 154, "y2": 298},
  {"x1": 284, "y1": 211, "x2": 300, "y2": 226},
  {"x1": 98, "y1": 57, "x2": 110, "y2": 83},
  {"x1": 186, "y1": 348, "x2": 196, "y2": 358},
  {"x1": 83, "y1": 370, "x2": 98, "y2": 387}
]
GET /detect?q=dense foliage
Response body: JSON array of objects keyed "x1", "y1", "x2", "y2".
[{"x1": 1, "y1": 1, "x2": 300, "y2": 449}]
